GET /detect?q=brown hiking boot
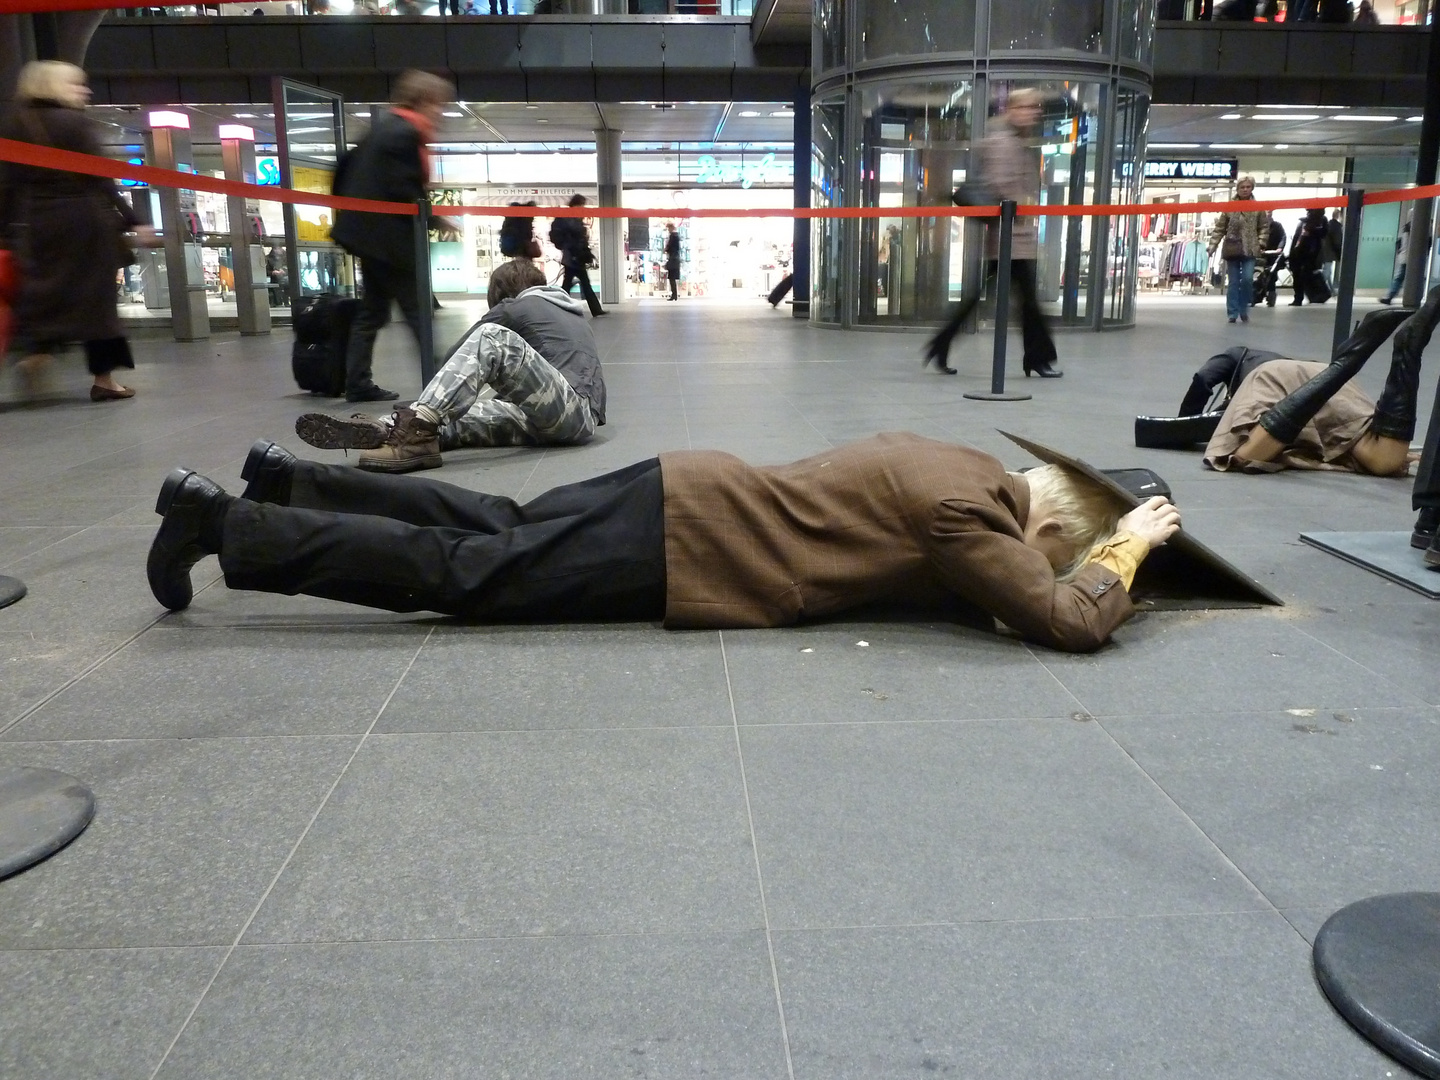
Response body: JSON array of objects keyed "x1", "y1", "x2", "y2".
[
  {"x1": 295, "y1": 411, "x2": 390, "y2": 450},
  {"x1": 357, "y1": 407, "x2": 442, "y2": 473}
]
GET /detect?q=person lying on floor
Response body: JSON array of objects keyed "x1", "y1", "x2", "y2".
[
  {"x1": 1204, "y1": 289, "x2": 1440, "y2": 480},
  {"x1": 148, "y1": 433, "x2": 1182, "y2": 654},
  {"x1": 295, "y1": 257, "x2": 607, "y2": 474}
]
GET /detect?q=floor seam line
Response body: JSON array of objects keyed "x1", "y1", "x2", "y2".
[
  {"x1": 719, "y1": 630, "x2": 796, "y2": 1080},
  {"x1": 144, "y1": 624, "x2": 436, "y2": 1080}
]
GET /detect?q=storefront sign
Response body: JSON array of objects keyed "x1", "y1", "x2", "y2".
[
  {"x1": 693, "y1": 152, "x2": 793, "y2": 189},
  {"x1": 1142, "y1": 158, "x2": 1237, "y2": 181}
]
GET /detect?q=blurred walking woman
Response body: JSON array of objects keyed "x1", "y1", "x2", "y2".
[{"x1": 0, "y1": 61, "x2": 151, "y2": 400}]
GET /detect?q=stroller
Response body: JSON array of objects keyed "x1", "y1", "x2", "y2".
[
  {"x1": 1251, "y1": 248, "x2": 1286, "y2": 308},
  {"x1": 1134, "y1": 347, "x2": 1283, "y2": 449}
]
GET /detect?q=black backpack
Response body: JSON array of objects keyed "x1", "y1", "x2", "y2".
[{"x1": 291, "y1": 295, "x2": 359, "y2": 397}]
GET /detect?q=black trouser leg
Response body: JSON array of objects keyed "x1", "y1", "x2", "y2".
[
  {"x1": 924, "y1": 265, "x2": 993, "y2": 369},
  {"x1": 346, "y1": 258, "x2": 397, "y2": 394},
  {"x1": 576, "y1": 265, "x2": 603, "y2": 316},
  {"x1": 669, "y1": 267, "x2": 678, "y2": 300},
  {"x1": 1373, "y1": 286, "x2": 1440, "y2": 442},
  {"x1": 1011, "y1": 260, "x2": 1057, "y2": 366},
  {"x1": 221, "y1": 460, "x2": 667, "y2": 621},
  {"x1": 1414, "y1": 379, "x2": 1440, "y2": 511},
  {"x1": 83, "y1": 337, "x2": 134, "y2": 376}
]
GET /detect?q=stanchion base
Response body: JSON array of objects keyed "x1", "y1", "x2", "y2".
[
  {"x1": 0, "y1": 576, "x2": 25, "y2": 611},
  {"x1": 0, "y1": 768, "x2": 95, "y2": 880},
  {"x1": 1314, "y1": 893, "x2": 1440, "y2": 1079},
  {"x1": 962, "y1": 391, "x2": 1033, "y2": 402}
]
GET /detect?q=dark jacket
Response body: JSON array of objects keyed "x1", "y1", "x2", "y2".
[
  {"x1": 480, "y1": 284, "x2": 607, "y2": 424},
  {"x1": 498, "y1": 206, "x2": 538, "y2": 258},
  {"x1": 548, "y1": 214, "x2": 592, "y2": 270},
  {"x1": 1289, "y1": 210, "x2": 1328, "y2": 273},
  {"x1": 665, "y1": 229, "x2": 680, "y2": 270},
  {"x1": 1322, "y1": 217, "x2": 1344, "y2": 264},
  {"x1": 658, "y1": 433, "x2": 1133, "y2": 652},
  {"x1": 0, "y1": 101, "x2": 137, "y2": 345},
  {"x1": 331, "y1": 109, "x2": 427, "y2": 271}
]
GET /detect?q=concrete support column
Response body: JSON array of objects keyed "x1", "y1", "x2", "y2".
[
  {"x1": 596, "y1": 127, "x2": 623, "y2": 307},
  {"x1": 791, "y1": 87, "x2": 810, "y2": 316},
  {"x1": 220, "y1": 127, "x2": 271, "y2": 336},
  {"x1": 145, "y1": 113, "x2": 209, "y2": 342}
]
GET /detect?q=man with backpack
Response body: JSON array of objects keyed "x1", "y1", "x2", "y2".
[
  {"x1": 548, "y1": 193, "x2": 605, "y2": 317},
  {"x1": 330, "y1": 70, "x2": 452, "y2": 403}
]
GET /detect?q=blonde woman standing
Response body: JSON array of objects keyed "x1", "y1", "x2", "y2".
[
  {"x1": 0, "y1": 61, "x2": 152, "y2": 400},
  {"x1": 1208, "y1": 175, "x2": 1269, "y2": 325}
]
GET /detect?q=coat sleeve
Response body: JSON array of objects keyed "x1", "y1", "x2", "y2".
[
  {"x1": 1208, "y1": 213, "x2": 1228, "y2": 252},
  {"x1": 927, "y1": 499, "x2": 1135, "y2": 653}
]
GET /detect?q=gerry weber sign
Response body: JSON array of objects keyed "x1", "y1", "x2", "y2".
[{"x1": 1143, "y1": 159, "x2": 1237, "y2": 181}]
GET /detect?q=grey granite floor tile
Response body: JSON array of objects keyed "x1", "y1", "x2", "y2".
[
  {"x1": 245, "y1": 728, "x2": 761, "y2": 942},
  {"x1": 740, "y1": 719, "x2": 1265, "y2": 929},
  {"x1": 1294, "y1": 600, "x2": 1440, "y2": 705},
  {"x1": 157, "y1": 934, "x2": 787, "y2": 1080},
  {"x1": 0, "y1": 946, "x2": 222, "y2": 1080},
  {"x1": 0, "y1": 527, "x2": 83, "y2": 568},
  {"x1": 722, "y1": 622, "x2": 1081, "y2": 725},
  {"x1": 1041, "y1": 609, "x2": 1425, "y2": 714},
  {"x1": 4, "y1": 624, "x2": 429, "y2": 741},
  {"x1": 774, "y1": 914, "x2": 1398, "y2": 1080},
  {"x1": 377, "y1": 624, "x2": 729, "y2": 733},
  {"x1": 0, "y1": 736, "x2": 356, "y2": 948},
  {"x1": 1103, "y1": 708, "x2": 1440, "y2": 914}
]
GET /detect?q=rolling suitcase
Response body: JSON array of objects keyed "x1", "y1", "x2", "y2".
[{"x1": 291, "y1": 295, "x2": 359, "y2": 397}]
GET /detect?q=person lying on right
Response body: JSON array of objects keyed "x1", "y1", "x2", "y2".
[{"x1": 1203, "y1": 287, "x2": 1440, "y2": 561}]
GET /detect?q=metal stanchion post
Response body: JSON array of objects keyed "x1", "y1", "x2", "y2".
[
  {"x1": 414, "y1": 198, "x2": 435, "y2": 386},
  {"x1": 964, "y1": 200, "x2": 1032, "y2": 403},
  {"x1": 1332, "y1": 188, "x2": 1365, "y2": 359}
]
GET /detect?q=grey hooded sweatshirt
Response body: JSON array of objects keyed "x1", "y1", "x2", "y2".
[{"x1": 479, "y1": 284, "x2": 607, "y2": 424}]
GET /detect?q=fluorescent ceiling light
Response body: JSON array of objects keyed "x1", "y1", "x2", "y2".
[
  {"x1": 148, "y1": 110, "x2": 189, "y2": 129},
  {"x1": 770, "y1": 110, "x2": 794, "y2": 118},
  {"x1": 1250, "y1": 114, "x2": 1318, "y2": 121},
  {"x1": 1219, "y1": 113, "x2": 1244, "y2": 120},
  {"x1": 738, "y1": 110, "x2": 761, "y2": 117},
  {"x1": 234, "y1": 112, "x2": 257, "y2": 119},
  {"x1": 536, "y1": 118, "x2": 549, "y2": 123},
  {"x1": 218, "y1": 124, "x2": 254, "y2": 141},
  {"x1": 1407, "y1": 115, "x2": 1424, "y2": 122},
  {"x1": 525, "y1": 104, "x2": 539, "y2": 109},
  {"x1": 353, "y1": 111, "x2": 370, "y2": 118},
  {"x1": 1332, "y1": 114, "x2": 1398, "y2": 122},
  {"x1": 443, "y1": 111, "x2": 463, "y2": 118},
  {"x1": 1254, "y1": 103, "x2": 1313, "y2": 109},
  {"x1": 1274, "y1": 143, "x2": 1290, "y2": 149},
  {"x1": 1209, "y1": 143, "x2": 1263, "y2": 149},
  {"x1": 1148, "y1": 142, "x2": 1201, "y2": 149}
]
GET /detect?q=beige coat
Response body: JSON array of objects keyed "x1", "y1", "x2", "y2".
[
  {"x1": 1208, "y1": 203, "x2": 1271, "y2": 261},
  {"x1": 659, "y1": 433, "x2": 1133, "y2": 653},
  {"x1": 976, "y1": 122, "x2": 1041, "y2": 260},
  {"x1": 1204, "y1": 359, "x2": 1376, "y2": 472}
]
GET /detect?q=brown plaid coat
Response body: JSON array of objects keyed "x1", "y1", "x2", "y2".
[{"x1": 659, "y1": 433, "x2": 1133, "y2": 653}]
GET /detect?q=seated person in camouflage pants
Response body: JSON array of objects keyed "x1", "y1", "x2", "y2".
[{"x1": 296, "y1": 258, "x2": 606, "y2": 474}]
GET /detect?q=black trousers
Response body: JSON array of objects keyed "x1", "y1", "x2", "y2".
[
  {"x1": 346, "y1": 257, "x2": 425, "y2": 395},
  {"x1": 667, "y1": 261, "x2": 680, "y2": 300},
  {"x1": 561, "y1": 262, "x2": 603, "y2": 317},
  {"x1": 940, "y1": 259, "x2": 1058, "y2": 367},
  {"x1": 221, "y1": 459, "x2": 667, "y2": 621},
  {"x1": 1415, "y1": 379, "x2": 1440, "y2": 511}
]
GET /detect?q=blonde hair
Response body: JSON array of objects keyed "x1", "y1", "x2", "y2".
[
  {"x1": 1019, "y1": 463, "x2": 1128, "y2": 581},
  {"x1": 15, "y1": 61, "x2": 84, "y2": 105}
]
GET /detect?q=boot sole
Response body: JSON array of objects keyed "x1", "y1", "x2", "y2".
[
  {"x1": 296, "y1": 413, "x2": 388, "y2": 450},
  {"x1": 357, "y1": 454, "x2": 443, "y2": 474}
]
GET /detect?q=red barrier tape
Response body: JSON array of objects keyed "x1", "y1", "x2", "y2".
[{"x1": 2, "y1": 136, "x2": 1439, "y2": 221}]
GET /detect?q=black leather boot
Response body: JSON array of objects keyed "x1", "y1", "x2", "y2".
[
  {"x1": 148, "y1": 469, "x2": 232, "y2": 611},
  {"x1": 240, "y1": 439, "x2": 297, "y2": 505},
  {"x1": 1371, "y1": 286, "x2": 1440, "y2": 441},
  {"x1": 1412, "y1": 506, "x2": 1440, "y2": 550},
  {"x1": 1258, "y1": 306, "x2": 1414, "y2": 446}
]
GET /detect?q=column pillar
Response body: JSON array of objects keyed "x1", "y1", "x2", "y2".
[
  {"x1": 145, "y1": 111, "x2": 209, "y2": 342},
  {"x1": 595, "y1": 127, "x2": 623, "y2": 308},
  {"x1": 792, "y1": 86, "x2": 810, "y2": 316},
  {"x1": 220, "y1": 125, "x2": 271, "y2": 336}
]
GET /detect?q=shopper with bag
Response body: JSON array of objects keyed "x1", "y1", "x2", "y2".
[
  {"x1": 0, "y1": 61, "x2": 154, "y2": 401},
  {"x1": 498, "y1": 201, "x2": 543, "y2": 260},
  {"x1": 1287, "y1": 207, "x2": 1331, "y2": 307},
  {"x1": 1207, "y1": 175, "x2": 1269, "y2": 324},
  {"x1": 548, "y1": 193, "x2": 605, "y2": 317}
]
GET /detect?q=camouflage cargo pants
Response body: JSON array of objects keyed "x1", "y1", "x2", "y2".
[{"x1": 416, "y1": 322, "x2": 596, "y2": 449}]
